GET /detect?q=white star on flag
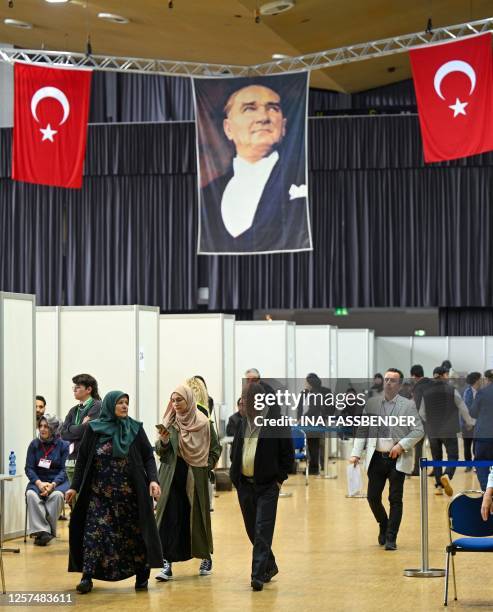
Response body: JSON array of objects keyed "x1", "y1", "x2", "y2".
[
  {"x1": 448, "y1": 98, "x2": 468, "y2": 117},
  {"x1": 40, "y1": 123, "x2": 58, "y2": 142}
]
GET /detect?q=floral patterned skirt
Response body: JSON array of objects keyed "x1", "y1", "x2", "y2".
[{"x1": 82, "y1": 441, "x2": 147, "y2": 581}]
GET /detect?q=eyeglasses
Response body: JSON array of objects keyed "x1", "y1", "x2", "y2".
[{"x1": 384, "y1": 378, "x2": 400, "y2": 384}]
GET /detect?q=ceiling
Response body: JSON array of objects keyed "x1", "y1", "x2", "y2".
[{"x1": 0, "y1": 0, "x2": 492, "y2": 92}]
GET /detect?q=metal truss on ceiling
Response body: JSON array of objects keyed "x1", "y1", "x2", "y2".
[{"x1": 0, "y1": 17, "x2": 492, "y2": 77}]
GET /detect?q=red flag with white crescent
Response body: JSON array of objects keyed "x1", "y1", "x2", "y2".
[
  {"x1": 409, "y1": 32, "x2": 493, "y2": 162},
  {"x1": 12, "y1": 63, "x2": 92, "y2": 188}
]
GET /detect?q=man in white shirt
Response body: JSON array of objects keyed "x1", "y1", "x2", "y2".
[
  {"x1": 199, "y1": 83, "x2": 311, "y2": 254},
  {"x1": 350, "y1": 369, "x2": 423, "y2": 551}
]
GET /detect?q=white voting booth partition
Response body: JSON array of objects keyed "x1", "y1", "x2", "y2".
[
  {"x1": 159, "y1": 314, "x2": 235, "y2": 428},
  {"x1": 336, "y1": 329, "x2": 374, "y2": 380},
  {"x1": 234, "y1": 321, "x2": 296, "y2": 406},
  {"x1": 36, "y1": 306, "x2": 160, "y2": 440},
  {"x1": 295, "y1": 325, "x2": 335, "y2": 385},
  {"x1": 377, "y1": 336, "x2": 488, "y2": 377},
  {"x1": 376, "y1": 337, "x2": 413, "y2": 375},
  {"x1": 1, "y1": 292, "x2": 35, "y2": 538}
]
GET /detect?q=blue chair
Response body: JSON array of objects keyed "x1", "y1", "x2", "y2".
[
  {"x1": 291, "y1": 427, "x2": 308, "y2": 486},
  {"x1": 444, "y1": 490, "x2": 493, "y2": 606}
]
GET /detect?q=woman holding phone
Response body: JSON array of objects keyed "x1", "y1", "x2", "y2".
[{"x1": 154, "y1": 384, "x2": 221, "y2": 582}]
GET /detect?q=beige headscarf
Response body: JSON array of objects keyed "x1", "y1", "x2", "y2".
[{"x1": 162, "y1": 384, "x2": 210, "y2": 467}]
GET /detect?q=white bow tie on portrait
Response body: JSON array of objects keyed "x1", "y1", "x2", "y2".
[{"x1": 289, "y1": 183, "x2": 307, "y2": 200}]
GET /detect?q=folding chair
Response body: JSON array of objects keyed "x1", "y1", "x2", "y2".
[
  {"x1": 291, "y1": 427, "x2": 309, "y2": 486},
  {"x1": 444, "y1": 490, "x2": 493, "y2": 606}
]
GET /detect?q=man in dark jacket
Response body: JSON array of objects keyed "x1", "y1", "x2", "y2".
[
  {"x1": 420, "y1": 367, "x2": 474, "y2": 496},
  {"x1": 226, "y1": 398, "x2": 243, "y2": 437},
  {"x1": 61, "y1": 373, "x2": 102, "y2": 486},
  {"x1": 230, "y1": 382, "x2": 294, "y2": 592},
  {"x1": 470, "y1": 369, "x2": 493, "y2": 490},
  {"x1": 410, "y1": 365, "x2": 432, "y2": 475}
]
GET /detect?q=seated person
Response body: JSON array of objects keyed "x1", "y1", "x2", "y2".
[
  {"x1": 226, "y1": 398, "x2": 243, "y2": 437},
  {"x1": 25, "y1": 414, "x2": 69, "y2": 546}
]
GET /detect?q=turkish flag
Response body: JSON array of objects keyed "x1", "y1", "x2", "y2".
[
  {"x1": 12, "y1": 63, "x2": 92, "y2": 188},
  {"x1": 409, "y1": 33, "x2": 493, "y2": 162}
]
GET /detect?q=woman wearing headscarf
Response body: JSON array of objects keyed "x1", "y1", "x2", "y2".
[
  {"x1": 154, "y1": 384, "x2": 221, "y2": 582},
  {"x1": 65, "y1": 391, "x2": 162, "y2": 594},
  {"x1": 25, "y1": 414, "x2": 69, "y2": 546},
  {"x1": 185, "y1": 376, "x2": 222, "y2": 574}
]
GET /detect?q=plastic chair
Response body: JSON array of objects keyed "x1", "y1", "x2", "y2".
[
  {"x1": 444, "y1": 490, "x2": 493, "y2": 606},
  {"x1": 291, "y1": 427, "x2": 309, "y2": 486}
]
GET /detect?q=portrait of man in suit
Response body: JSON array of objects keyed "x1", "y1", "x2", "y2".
[{"x1": 195, "y1": 74, "x2": 312, "y2": 254}]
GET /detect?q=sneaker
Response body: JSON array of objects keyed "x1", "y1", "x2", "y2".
[
  {"x1": 435, "y1": 486, "x2": 444, "y2": 495},
  {"x1": 34, "y1": 531, "x2": 54, "y2": 546},
  {"x1": 440, "y1": 475, "x2": 453, "y2": 497},
  {"x1": 155, "y1": 560, "x2": 173, "y2": 581},
  {"x1": 199, "y1": 559, "x2": 212, "y2": 576}
]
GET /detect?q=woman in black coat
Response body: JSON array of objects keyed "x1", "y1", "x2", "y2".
[{"x1": 65, "y1": 390, "x2": 162, "y2": 594}]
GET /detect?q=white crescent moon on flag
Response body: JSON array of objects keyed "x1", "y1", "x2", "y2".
[
  {"x1": 30, "y1": 86, "x2": 70, "y2": 125},
  {"x1": 433, "y1": 60, "x2": 476, "y2": 100}
]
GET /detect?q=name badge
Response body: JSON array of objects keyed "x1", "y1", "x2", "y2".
[
  {"x1": 38, "y1": 458, "x2": 52, "y2": 469},
  {"x1": 69, "y1": 443, "x2": 75, "y2": 455}
]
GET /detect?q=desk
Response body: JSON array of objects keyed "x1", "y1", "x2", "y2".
[
  {"x1": 0, "y1": 473, "x2": 22, "y2": 594},
  {"x1": 0, "y1": 474, "x2": 22, "y2": 553}
]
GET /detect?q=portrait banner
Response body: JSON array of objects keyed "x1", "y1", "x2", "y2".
[{"x1": 192, "y1": 73, "x2": 312, "y2": 255}]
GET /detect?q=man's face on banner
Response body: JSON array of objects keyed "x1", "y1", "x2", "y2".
[{"x1": 223, "y1": 85, "x2": 287, "y2": 163}]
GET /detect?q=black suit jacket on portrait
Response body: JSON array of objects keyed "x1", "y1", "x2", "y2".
[{"x1": 199, "y1": 152, "x2": 311, "y2": 254}]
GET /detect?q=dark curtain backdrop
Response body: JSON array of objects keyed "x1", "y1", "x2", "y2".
[
  {"x1": 88, "y1": 73, "x2": 417, "y2": 123},
  {"x1": 439, "y1": 309, "x2": 493, "y2": 336},
  {"x1": 1, "y1": 111, "x2": 493, "y2": 310}
]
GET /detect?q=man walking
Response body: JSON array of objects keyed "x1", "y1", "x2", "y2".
[{"x1": 350, "y1": 368, "x2": 423, "y2": 550}]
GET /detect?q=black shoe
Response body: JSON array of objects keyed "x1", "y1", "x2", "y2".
[
  {"x1": 251, "y1": 579, "x2": 264, "y2": 591},
  {"x1": 378, "y1": 523, "x2": 388, "y2": 546},
  {"x1": 465, "y1": 466, "x2": 473, "y2": 473},
  {"x1": 410, "y1": 470, "x2": 419, "y2": 476},
  {"x1": 263, "y1": 563, "x2": 279, "y2": 583},
  {"x1": 385, "y1": 540, "x2": 397, "y2": 551},
  {"x1": 35, "y1": 531, "x2": 53, "y2": 546},
  {"x1": 76, "y1": 576, "x2": 93, "y2": 594},
  {"x1": 135, "y1": 568, "x2": 150, "y2": 591}
]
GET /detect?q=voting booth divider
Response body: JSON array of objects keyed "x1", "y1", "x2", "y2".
[
  {"x1": 1, "y1": 292, "x2": 35, "y2": 538},
  {"x1": 295, "y1": 325, "x2": 337, "y2": 385},
  {"x1": 336, "y1": 329, "x2": 375, "y2": 380},
  {"x1": 35, "y1": 306, "x2": 160, "y2": 441},
  {"x1": 376, "y1": 336, "x2": 493, "y2": 377},
  {"x1": 159, "y1": 314, "x2": 235, "y2": 431}
]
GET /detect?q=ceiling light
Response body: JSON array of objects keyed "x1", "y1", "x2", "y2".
[
  {"x1": 272, "y1": 53, "x2": 290, "y2": 60},
  {"x1": 260, "y1": 0, "x2": 295, "y2": 16},
  {"x1": 45, "y1": 0, "x2": 70, "y2": 3},
  {"x1": 4, "y1": 18, "x2": 32, "y2": 28},
  {"x1": 97, "y1": 12, "x2": 129, "y2": 24}
]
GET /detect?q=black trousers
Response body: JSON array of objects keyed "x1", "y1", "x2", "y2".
[
  {"x1": 367, "y1": 453, "x2": 405, "y2": 541},
  {"x1": 237, "y1": 478, "x2": 279, "y2": 581},
  {"x1": 461, "y1": 427, "x2": 474, "y2": 462},
  {"x1": 429, "y1": 436, "x2": 459, "y2": 488},
  {"x1": 307, "y1": 437, "x2": 321, "y2": 473},
  {"x1": 473, "y1": 439, "x2": 493, "y2": 491}
]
